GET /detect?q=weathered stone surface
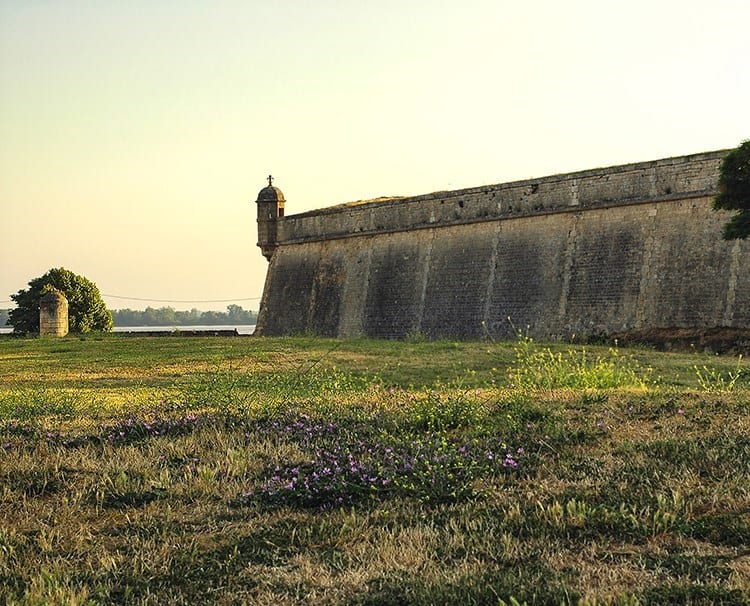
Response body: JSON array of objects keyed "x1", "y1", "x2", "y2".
[
  {"x1": 39, "y1": 289, "x2": 68, "y2": 337},
  {"x1": 255, "y1": 150, "x2": 750, "y2": 339}
]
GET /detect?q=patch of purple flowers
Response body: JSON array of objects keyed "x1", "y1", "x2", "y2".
[
  {"x1": 103, "y1": 413, "x2": 205, "y2": 445},
  {"x1": 0, "y1": 420, "x2": 92, "y2": 450},
  {"x1": 240, "y1": 412, "x2": 525, "y2": 509},
  {"x1": 243, "y1": 444, "x2": 385, "y2": 509},
  {"x1": 248, "y1": 410, "x2": 338, "y2": 445},
  {"x1": 1, "y1": 409, "x2": 218, "y2": 451}
]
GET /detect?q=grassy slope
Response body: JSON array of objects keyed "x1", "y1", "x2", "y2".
[{"x1": 0, "y1": 335, "x2": 748, "y2": 605}]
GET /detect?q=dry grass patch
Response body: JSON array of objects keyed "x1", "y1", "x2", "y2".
[{"x1": 0, "y1": 335, "x2": 748, "y2": 604}]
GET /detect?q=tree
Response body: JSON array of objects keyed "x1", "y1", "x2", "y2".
[
  {"x1": 8, "y1": 267, "x2": 112, "y2": 334},
  {"x1": 713, "y1": 140, "x2": 750, "y2": 240},
  {"x1": 226, "y1": 304, "x2": 246, "y2": 323}
]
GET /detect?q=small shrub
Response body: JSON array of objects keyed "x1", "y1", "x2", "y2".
[{"x1": 403, "y1": 391, "x2": 486, "y2": 431}]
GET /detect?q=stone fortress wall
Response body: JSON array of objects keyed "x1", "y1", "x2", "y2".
[{"x1": 255, "y1": 150, "x2": 750, "y2": 340}]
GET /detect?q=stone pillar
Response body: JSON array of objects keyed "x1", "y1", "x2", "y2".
[{"x1": 39, "y1": 289, "x2": 69, "y2": 337}]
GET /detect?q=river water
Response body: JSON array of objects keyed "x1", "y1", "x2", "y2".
[{"x1": 0, "y1": 325, "x2": 256, "y2": 335}]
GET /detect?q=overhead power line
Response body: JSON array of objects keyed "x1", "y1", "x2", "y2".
[
  {"x1": 101, "y1": 294, "x2": 261, "y2": 304},
  {"x1": 2, "y1": 295, "x2": 261, "y2": 306}
]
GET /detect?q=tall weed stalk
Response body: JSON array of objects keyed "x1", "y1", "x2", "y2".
[
  {"x1": 693, "y1": 355, "x2": 744, "y2": 393},
  {"x1": 508, "y1": 331, "x2": 650, "y2": 390}
]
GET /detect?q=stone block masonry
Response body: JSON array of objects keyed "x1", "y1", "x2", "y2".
[
  {"x1": 255, "y1": 150, "x2": 750, "y2": 339},
  {"x1": 39, "y1": 289, "x2": 69, "y2": 337}
]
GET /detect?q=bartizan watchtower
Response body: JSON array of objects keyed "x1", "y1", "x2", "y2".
[{"x1": 255, "y1": 175, "x2": 285, "y2": 261}]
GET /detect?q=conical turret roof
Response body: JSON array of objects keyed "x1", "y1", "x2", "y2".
[{"x1": 256, "y1": 175, "x2": 285, "y2": 203}]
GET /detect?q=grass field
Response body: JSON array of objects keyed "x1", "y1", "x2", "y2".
[{"x1": 0, "y1": 334, "x2": 748, "y2": 605}]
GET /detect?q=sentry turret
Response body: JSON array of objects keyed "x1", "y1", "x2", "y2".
[{"x1": 255, "y1": 175, "x2": 285, "y2": 261}]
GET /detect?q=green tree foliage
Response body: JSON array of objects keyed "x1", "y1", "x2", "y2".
[
  {"x1": 8, "y1": 268, "x2": 112, "y2": 334},
  {"x1": 109, "y1": 306, "x2": 257, "y2": 326},
  {"x1": 713, "y1": 140, "x2": 750, "y2": 240},
  {"x1": 0, "y1": 309, "x2": 10, "y2": 328}
]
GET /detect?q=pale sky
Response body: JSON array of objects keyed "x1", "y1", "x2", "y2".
[{"x1": 1, "y1": 0, "x2": 749, "y2": 312}]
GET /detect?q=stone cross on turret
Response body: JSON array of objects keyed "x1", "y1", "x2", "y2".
[{"x1": 255, "y1": 176, "x2": 285, "y2": 261}]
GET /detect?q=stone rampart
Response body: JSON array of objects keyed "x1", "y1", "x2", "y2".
[{"x1": 256, "y1": 150, "x2": 750, "y2": 340}]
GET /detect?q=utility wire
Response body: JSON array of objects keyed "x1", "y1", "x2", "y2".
[
  {"x1": 102, "y1": 294, "x2": 261, "y2": 304},
  {"x1": 2, "y1": 295, "x2": 261, "y2": 305}
]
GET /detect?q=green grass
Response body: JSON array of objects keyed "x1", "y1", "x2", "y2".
[{"x1": 0, "y1": 334, "x2": 748, "y2": 605}]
